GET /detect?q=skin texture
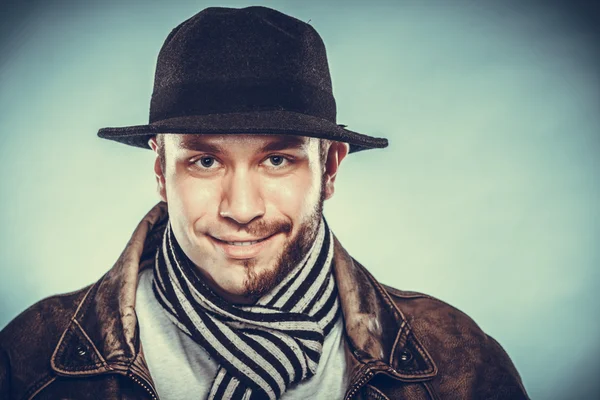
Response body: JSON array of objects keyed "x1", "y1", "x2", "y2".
[{"x1": 148, "y1": 134, "x2": 349, "y2": 304}]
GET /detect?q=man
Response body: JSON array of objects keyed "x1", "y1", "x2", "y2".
[{"x1": 0, "y1": 6, "x2": 528, "y2": 400}]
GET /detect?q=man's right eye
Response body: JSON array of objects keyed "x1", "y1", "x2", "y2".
[{"x1": 195, "y1": 156, "x2": 218, "y2": 169}]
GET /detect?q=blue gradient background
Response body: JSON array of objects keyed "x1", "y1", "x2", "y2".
[{"x1": 1, "y1": 1, "x2": 599, "y2": 398}]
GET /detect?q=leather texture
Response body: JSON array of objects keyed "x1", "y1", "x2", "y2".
[{"x1": 0, "y1": 203, "x2": 529, "y2": 399}]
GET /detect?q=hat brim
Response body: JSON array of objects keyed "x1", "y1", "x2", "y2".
[{"x1": 97, "y1": 110, "x2": 388, "y2": 153}]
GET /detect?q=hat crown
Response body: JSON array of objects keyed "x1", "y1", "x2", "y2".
[
  {"x1": 156, "y1": 6, "x2": 332, "y2": 90},
  {"x1": 150, "y1": 6, "x2": 336, "y2": 123},
  {"x1": 97, "y1": 6, "x2": 389, "y2": 154}
]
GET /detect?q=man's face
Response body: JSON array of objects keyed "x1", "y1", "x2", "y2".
[{"x1": 149, "y1": 134, "x2": 347, "y2": 304}]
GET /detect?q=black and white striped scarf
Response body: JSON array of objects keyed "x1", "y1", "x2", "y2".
[{"x1": 151, "y1": 217, "x2": 340, "y2": 400}]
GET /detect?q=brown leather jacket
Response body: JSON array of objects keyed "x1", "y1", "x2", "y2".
[{"x1": 0, "y1": 203, "x2": 528, "y2": 399}]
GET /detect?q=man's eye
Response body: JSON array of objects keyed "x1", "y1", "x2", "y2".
[
  {"x1": 195, "y1": 156, "x2": 218, "y2": 168},
  {"x1": 267, "y1": 155, "x2": 287, "y2": 167}
]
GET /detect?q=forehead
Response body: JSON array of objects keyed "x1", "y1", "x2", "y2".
[{"x1": 165, "y1": 133, "x2": 316, "y2": 153}]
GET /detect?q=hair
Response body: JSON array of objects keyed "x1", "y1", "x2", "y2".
[
  {"x1": 155, "y1": 134, "x2": 331, "y2": 173},
  {"x1": 156, "y1": 133, "x2": 166, "y2": 172}
]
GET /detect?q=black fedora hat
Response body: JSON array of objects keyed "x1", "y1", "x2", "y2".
[{"x1": 98, "y1": 6, "x2": 388, "y2": 153}]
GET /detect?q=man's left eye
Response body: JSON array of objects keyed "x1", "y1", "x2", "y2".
[{"x1": 267, "y1": 156, "x2": 286, "y2": 166}]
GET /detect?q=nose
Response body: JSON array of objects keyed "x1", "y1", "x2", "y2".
[{"x1": 218, "y1": 169, "x2": 265, "y2": 225}]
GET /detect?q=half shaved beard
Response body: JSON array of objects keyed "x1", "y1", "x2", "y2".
[{"x1": 241, "y1": 175, "x2": 327, "y2": 301}]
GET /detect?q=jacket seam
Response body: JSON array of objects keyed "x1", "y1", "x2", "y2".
[
  {"x1": 46, "y1": 285, "x2": 92, "y2": 299},
  {"x1": 73, "y1": 319, "x2": 110, "y2": 370},
  {"x1": 389, "y1": 320, "x2": 409, "y2": 365},
  {"x1": 385, "y1": 287, "x2": 481, "y2": 327},
  {"x1": 75, "y1": 277, "x2": 103, "y2": 321},
  {"x1": 50, "y1": 284, "x2": 96, "y2": 372},
  {"x1": 365, "y1": 384, "x2": 391, "y2": 400},
  {"x1": 401, "y1": 332, "x2": 437, "y2": 377},
  {"x1": 382, "y1": 284, "x2": 433, "y2": 300},
  {"x1": 23, "y1": 374, "x2": 55, "y2": 400},
  {"x1": 423, "y1": 381, "x2": 440, "y2": 400},
  {"x1": 56, "y1": 362, "x2": 107, "y2": 372}
]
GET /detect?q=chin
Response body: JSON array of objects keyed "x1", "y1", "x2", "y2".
[{"x1": 227, "y1": 259, "x2": 283, "y2": 299}]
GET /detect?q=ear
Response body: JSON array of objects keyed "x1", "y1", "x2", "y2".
[
  {"x1": 323, "y1": 141, "x2": 350, "y2": 200},
  {"x1": 148, "y1": 137, "x2": 168, "y2": 203}
]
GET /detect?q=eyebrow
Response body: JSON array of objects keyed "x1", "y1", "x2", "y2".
[{"x1": 179, "y1": 135, "x2": 308, "y2": 153}]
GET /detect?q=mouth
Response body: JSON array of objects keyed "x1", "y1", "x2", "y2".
[
  {"x1": 220, "y1": 238, "x2": 268, "y2": 246},
  {"x1": 209, "y1": 233, "x2": 278, "y2": 260}
]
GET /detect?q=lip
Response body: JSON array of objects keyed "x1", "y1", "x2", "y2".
[
  {"x1": 215, "y1": 235, "x2": 269, "y2": 243},
  {"x1": 209, "y1": 233, "x2": 278, "y2": 260}
]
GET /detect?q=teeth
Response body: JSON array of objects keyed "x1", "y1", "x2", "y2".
[{"x1": 226, "y1": 240, "x2": 261, "y2": 246}]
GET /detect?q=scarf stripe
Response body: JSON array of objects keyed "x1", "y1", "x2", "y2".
[
  {"x1": 152, "y1": 217, "x2": 340, "y2": 399},
  {"x1": 246, "y1": 329, "x2": 306, "y2": 382}
]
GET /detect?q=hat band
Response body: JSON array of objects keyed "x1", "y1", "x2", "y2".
[{"x1": 149, "y1": 80, "x2": 337, "y2": 123}]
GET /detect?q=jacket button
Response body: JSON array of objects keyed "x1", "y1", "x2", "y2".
[
  {"x1": 76, "y1": 346, "x2": 87, "y2": 357},
  {"x1": 399, "y1": 349, "x2": 413, "y2": 364}
]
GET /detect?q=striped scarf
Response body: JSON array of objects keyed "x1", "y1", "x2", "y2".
[{"x1": 151, "y1": 217, "x2": 340, "y2": 400}]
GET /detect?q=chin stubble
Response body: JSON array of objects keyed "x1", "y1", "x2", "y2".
[{"x1": 242, "y1": 177, "x2": 327, "y2": 300}]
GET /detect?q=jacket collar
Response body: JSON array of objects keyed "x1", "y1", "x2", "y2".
[{"x1": 50, "y1": 202, "x2": 436, "y2": 388}]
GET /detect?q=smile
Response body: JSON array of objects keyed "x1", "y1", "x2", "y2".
[
  {"x1": 224, "y1": 240, "x2": 265, "y2": 246},
  {"x1": 210, "y1": 234, "x2": 277, "y2": 259}
]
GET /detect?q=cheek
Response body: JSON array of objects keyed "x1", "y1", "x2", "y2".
[
  {"x1": 165, "y1": 168, "x2": 219, "y2": 227},
  {"x1": 262, "y1": 170, "x2": 321, "y2": 218}
]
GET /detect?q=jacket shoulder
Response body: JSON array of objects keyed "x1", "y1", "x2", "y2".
[
  {"x1": 380, "y1": 283, "x2": 492, "y2": 354},
  {"x1": 0, "y1": 286, "x2": 91, "y2": 399},
  {"x1": 381, "y1": 283, "x2": 529, "y2": 399},
  {"x1": 381, "y1": 283, "x2": 482, "y2": 330}
]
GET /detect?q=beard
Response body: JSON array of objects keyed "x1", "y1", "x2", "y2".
[{"x1": 239, "y1": 175, "x2": 327, "y2": 301}]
